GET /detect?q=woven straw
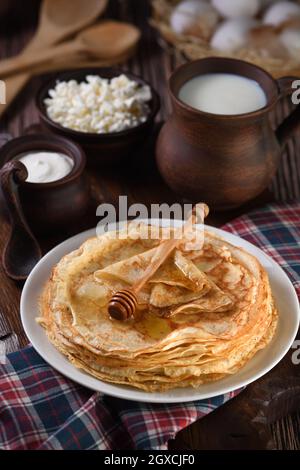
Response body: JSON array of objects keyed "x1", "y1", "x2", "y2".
[{"x1": 151, "y1": 0, "x2": 300, "y2": 78}]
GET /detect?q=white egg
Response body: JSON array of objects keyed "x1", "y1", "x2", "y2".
[
  {"x1": 210, "y1": 18, "x2": 258, "y2": 52},
  {"x1": 263, "y1": 1, "x2": 300, "y2": 26},
  {"x1": 170, "y1": 0, "x2": 218, "y2": 35},
  {"x1": 279, "y1": 28, "x2": 300, "y2": 59},
  {"x1": 211, "y1": 0, "x2": 261, "y2": 18}
]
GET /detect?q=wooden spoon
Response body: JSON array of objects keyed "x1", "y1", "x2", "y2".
[
  {"x1": 29, "y1": 48, "x2": 136, "y2": 75},
  {"x1": 108, "y1": 204, "x2": 209, "y2": 321},
  {"x1": 28, "y1": 0, "x2": 108, "y2": 49},
  {"x1": 0, "y1": 21, "x2": 140, "y2": 77},
  {"x1": 0, "y1": 0, "x2": 108, "y2": 116}
]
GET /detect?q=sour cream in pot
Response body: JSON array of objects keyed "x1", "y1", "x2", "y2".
[{"x1": 17, "y1": 151, "x2": 74, "y2": 183}]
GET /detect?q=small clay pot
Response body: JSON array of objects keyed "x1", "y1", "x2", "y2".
[{"x1": 0, "y1": 133, "x2": 90, "y2": 232}]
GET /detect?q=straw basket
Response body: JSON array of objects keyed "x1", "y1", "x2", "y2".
[{"x1": 151, "y1": 0, "x2": 300, "y2": 78}]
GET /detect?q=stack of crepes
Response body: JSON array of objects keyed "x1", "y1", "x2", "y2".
[{"x1": 38, "y1": 223, "x2": 278, "y2": 391}]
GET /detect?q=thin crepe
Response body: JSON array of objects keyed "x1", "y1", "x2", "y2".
[{"x1": 37, "y1": 223, "x2": 278, "y2": 391}]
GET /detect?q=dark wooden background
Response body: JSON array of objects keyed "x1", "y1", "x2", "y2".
[{"x1": 0, "y1": 0, "x2": 299, "y2": 450}]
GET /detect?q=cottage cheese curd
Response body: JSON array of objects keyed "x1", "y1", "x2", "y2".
[{"x1": 44, "y1": 74, "x2": 152, "y2": 134}]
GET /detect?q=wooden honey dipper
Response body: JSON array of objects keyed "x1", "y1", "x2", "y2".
[{"x1": 108, "y1": 203, "x2": 209, "y2": 321}]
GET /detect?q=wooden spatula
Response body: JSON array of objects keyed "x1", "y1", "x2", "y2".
[{"x1": 108, "y1": 203, "x2": 209, "y2": 321}]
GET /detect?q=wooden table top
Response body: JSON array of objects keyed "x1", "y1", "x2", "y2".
[{"x1": 0, "y1": 0, "x2": 299, "y2": 450}]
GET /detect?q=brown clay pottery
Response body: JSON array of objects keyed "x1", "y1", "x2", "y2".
[
  {"x1": 156, "y1": 57, "x2": 300, "y2": 210},
  {"x1": 0, "y1": 133, "x2": 89, "y2": 231},
  {"x1": 0, "y1": 134, "x2": 90, "y2": 279}
]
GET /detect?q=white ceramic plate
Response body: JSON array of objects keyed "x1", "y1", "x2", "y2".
[{"x1": 20, "y1": 221, "x2": 300, "y2": 403}]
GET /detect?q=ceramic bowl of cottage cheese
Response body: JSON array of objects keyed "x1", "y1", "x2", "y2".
[{"x1": 36, "y1": 68, "x2": 160, "y2": 166}]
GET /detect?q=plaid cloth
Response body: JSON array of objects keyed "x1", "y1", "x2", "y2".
[
  {"x1": 0, "y1": 347, "x2": 238, "y2": 450},
  {"x1": 0, "y1": 202, "x2": 299, "y2": 450},
  {"x1": 225, "y1": 202, "x2": 300, "y2": 298}
]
